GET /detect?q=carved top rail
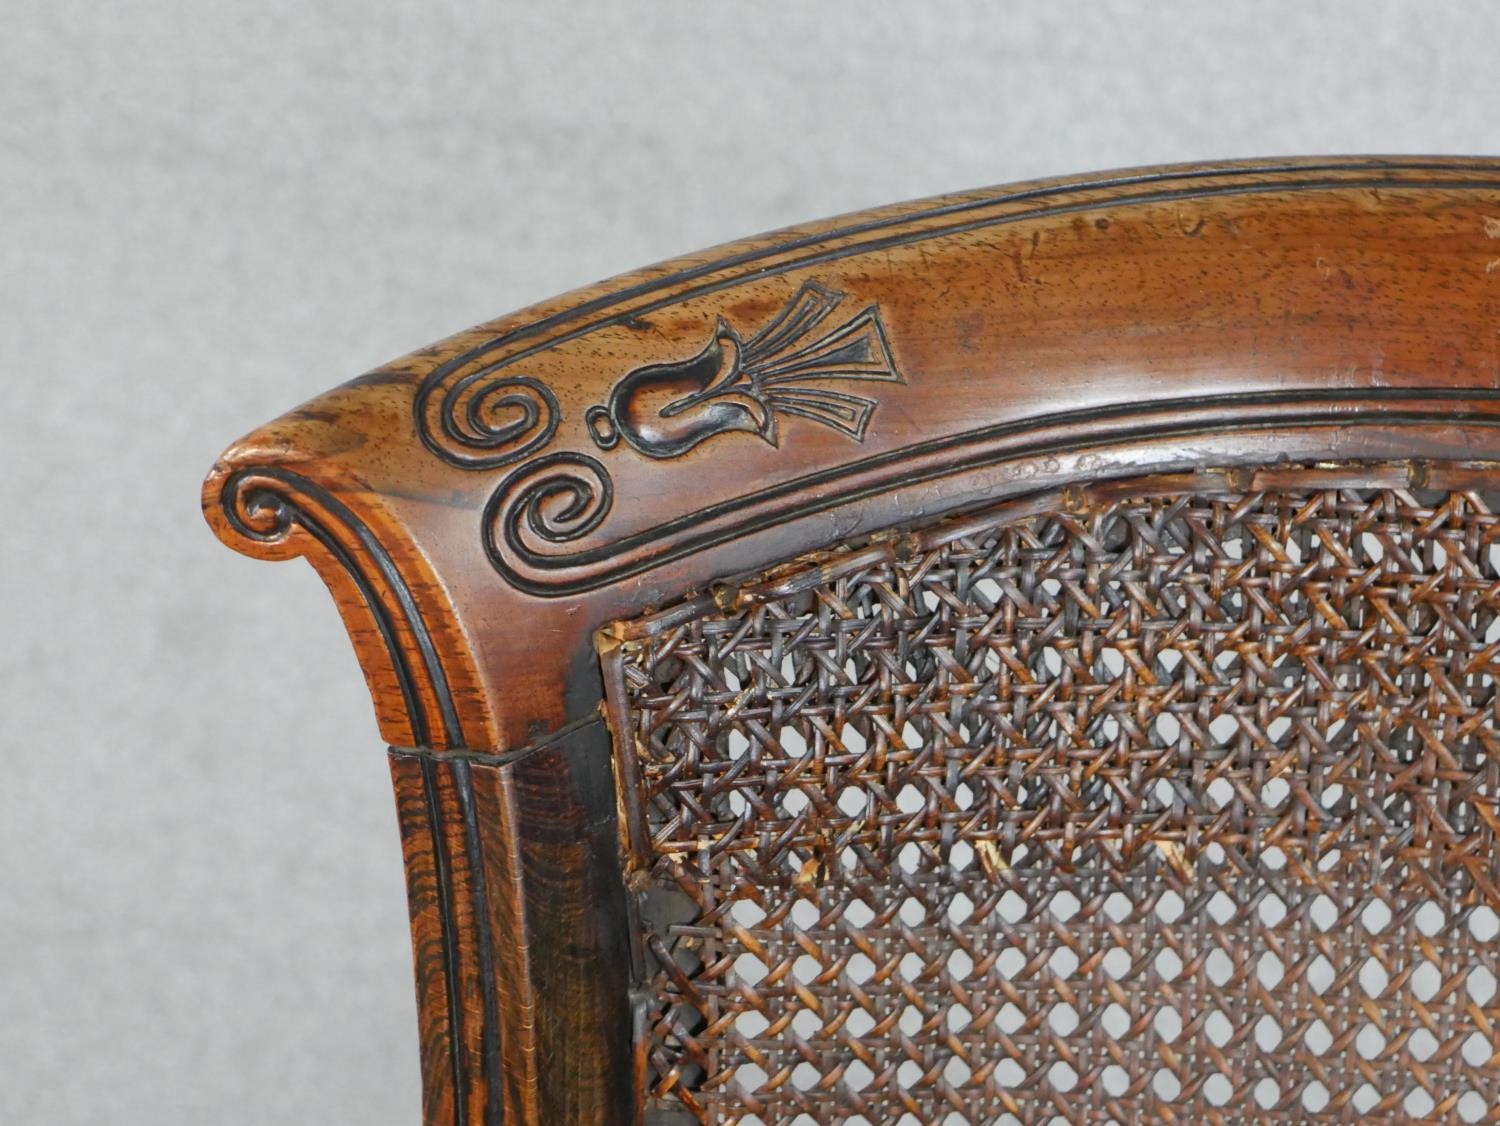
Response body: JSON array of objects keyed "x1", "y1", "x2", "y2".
[{"x1": 203, "y1": 157, "x2": 1500, "y2": 755}]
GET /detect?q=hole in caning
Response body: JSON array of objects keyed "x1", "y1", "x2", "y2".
[
  {"x1": 792, "y1": 954, "x2": 821, "y2": 984},
  {"x1": 1303, "y1": 1019, "x2": 1332, "y2": 1055},
  {"x1": 1356, "y1": 1024, "x2": 1386, "y2": 1061},
  {"x1": 1460, "y1": 1091, "x2": 1489, "y2": 1122},
  {"x1": 1470, "y1": 906, "x2": 1499, "y2": 941},
  {"x1": 1153, "y1": 1008, "x2": 1182, "y2": 1042},
  {"x1": 1302, "y1": 1081, "x2": 1329, "y2": 1113},
  {"x1": 1405, "y1": 1089, "x2": 1436, "y2": 1117},
  {"x1": 736, "y1": 1063, "x2": 768, "y2": 1093},
  {"x1": 1408, "y1": 1028, "x2": 1438, "y2": 1062},
  {"x1": 1048, "y1": 1061, "x2": 1077, "y2": 1092},
  {"x1": 734, "y1": 953, "x2": 768, "y2": 985},
  {"x1": 791, "y1": 1062, "x2": 820, "y2": 1090},
  {"x1": 1048, "y1": 947, "x2": 1078, "y2": 978},
  {"x1": 1306, "y1": 954, "x2": 1335, "y2": 995},
  {"x1": 1410, "y1": 961, "x2": 1441, "y2": 1002},
  {"x1": 791, "y1": 1008, "x2": 822, "y2": 1038},
  {"x1": 1255, "y1": 1015, "x2": 1282, "y2": 1050},
  {"x1": 1205, "y1": 1074, "x2": 1232, "y2": 1106},
  {"x1": 1468, "y1": 965, "x2": 1496, "y2": 1003},
  {"x1": 1360, "y1": 958, "x2": 1389, "y2": 997},
  {"x1": 1204, "y1": 1010, "x2": 1232, "y2": 1047},
  {"x1": 1255, "y1": 1079, "x2": 1280, "y2": 1109},
  {"x1": 1463, "y1": 1032, "x2": 1493, "y2": 1067},
  {"x1": 947, "y1": 949, "x2": 973, "y2": 981}
]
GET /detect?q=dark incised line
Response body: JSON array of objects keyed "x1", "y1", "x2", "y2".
[
  {"x1": 284, "y1": 479, "x2": 494, "y2": 1119},
  {"x1": 421, "y1": 756, "x2": 470, "y2": 1126},
  {"x1": 226, "y1": 478, "x2": 431, "y2": 745},
  {"x1": 417, "y1": 162, "x2": 1500, "y2": 459},
  {"x1": 291, "y1": 485, "x2": 506, "y2": 1119},
  {"x1": 226, "y1": 468, "x2": 465, "y2": 747},
  {"x1": 224, "y1": 468, "x2": 487, "y2": 1116},
  {"x1": 428, "y1": 161, "x2": 1500, "y2": 376},
  {"x1": 468, "y1": 175, "x2": 1500, "y2": 380},
  {"x1": 298, "y1": 521, "x2": 431, "y2": 740},
  {"x1": 452, "y1": 760, "x2": 505, "y2": 1126},
  {"x1": 394, "y1": 714, "x2": 607, "y2": 768},
  {"x1": 489, "y1": 388, "x2": 1500, "y2": 595},
  {"x1": 444, "y1": 375, "x2": 561, "y2": 465}
]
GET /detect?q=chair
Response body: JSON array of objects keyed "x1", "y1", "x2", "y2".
[{"x1": 204, "y1": 158, "x2": 1500, "y2": 1124}]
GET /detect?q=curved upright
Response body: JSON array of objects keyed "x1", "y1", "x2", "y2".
[{"x1": 206, "y1": 159, "x2": 1500, "y2": 1124}]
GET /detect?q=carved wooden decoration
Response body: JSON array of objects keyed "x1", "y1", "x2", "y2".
[
  {"x1": 584, "y1": 280, "x2": 903, "y2": 457},
  {"x1": 205, "y1": 158, "x2": 1500, "y2": 1124}
]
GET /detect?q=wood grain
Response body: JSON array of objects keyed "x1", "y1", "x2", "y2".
[{"x1": 204, "y1": 157, "x2": 1500, "y2": 1123}]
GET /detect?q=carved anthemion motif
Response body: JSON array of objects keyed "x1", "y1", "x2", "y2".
[
  {"x1": 204, "y1": 159, "x2": 1500, "y2": 1124},
  {"x1": 409, "y1": 279, "x2": 908, "y2": 595},
  {"x1": 584, "y1": 281, "x2": 903, "y2": 458}
]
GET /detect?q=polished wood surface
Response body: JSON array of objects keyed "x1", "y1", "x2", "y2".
[{"x1": 204, "y1": 157, "x2": 1500, "y2": 1123}]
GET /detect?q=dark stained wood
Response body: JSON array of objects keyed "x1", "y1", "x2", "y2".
[
  {"x1": 204, "y1": 157, "x2": 1500, "y2": 1123},
  {"x1": 389, "y1": 753, "x2": 463, "y2": 1125},
  {"x1": 389, "y1": 725, "x2": 635, "y2": 1125},
  {"x1": 499, "y1": 724, "x2": 637, "y2": 1123}
]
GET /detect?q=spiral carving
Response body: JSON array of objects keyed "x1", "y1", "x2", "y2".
[
  {"x1": 220, "y1": 468, "x2": 310, "y2": 558},
  {"x1": 214, "y1": 466, "x2": 464, "y2": 747},
  {"x1": 416, "y1": 362, "x2": 560, "y2": 469},
  {"x1": 482, "y1": 453, "x2": 615, "y2": 589}
]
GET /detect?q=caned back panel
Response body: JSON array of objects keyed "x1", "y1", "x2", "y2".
[{"x1": 603, "y1": 465, "x2": 1500, "y2": 1124}]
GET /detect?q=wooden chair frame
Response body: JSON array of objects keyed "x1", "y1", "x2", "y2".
[{"x1": 204, "y1": 157, "x2": 1500, "y2": 1124}]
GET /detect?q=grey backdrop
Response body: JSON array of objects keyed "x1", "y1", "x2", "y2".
[{"x1": 3, "y1": 2, "x2": 1497, "y2": 1122}]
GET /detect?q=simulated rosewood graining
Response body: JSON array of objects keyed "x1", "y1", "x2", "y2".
[
  {"x1": 413, "y1": 164, "x2": 1500, "y2": 599},
  {"x1": 220, "y1": 466, "x2": 465, "y2": 747},
  {"x1": 482, "y1": 387, "x2": 1500, "y2": 597},
  {"x1": 203, "y1": 159, "x2": 1500, "y2": 1126},
  {"x1": 416, "y1": 370, "x2": 561, "y2": 470}
]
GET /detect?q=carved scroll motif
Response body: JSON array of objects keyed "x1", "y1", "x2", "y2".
[
  {"x1": 220, "y1": 467, "x2": 466, "y2": 745},
  {"x1": 414, "y1": 281, "x2": 905, "y2": 596},
  {"x1": 416, "y1": 370, "x2": 560, "y2": 469}
]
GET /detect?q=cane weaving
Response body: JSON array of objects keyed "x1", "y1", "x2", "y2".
[{"x1": 607, "y1": 472, "x2": 1500, "y2": 1124}]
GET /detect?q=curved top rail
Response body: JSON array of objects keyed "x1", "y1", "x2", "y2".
[{"x1": 204, "y1": 156, "x2": 1500, "y2": 751}]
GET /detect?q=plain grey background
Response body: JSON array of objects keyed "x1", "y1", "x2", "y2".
[{"x1": 3, "y1": 2, "x2": 1498, "y2": 1121}]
